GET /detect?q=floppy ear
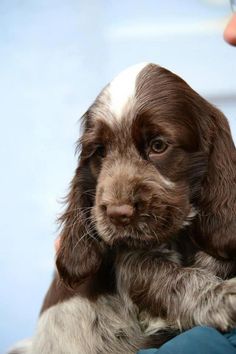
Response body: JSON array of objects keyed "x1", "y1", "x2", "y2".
[
  {"x1": 56, "y1": 164, "x2": 104, "y2": 287},
  {"x1": 195, "y1": 106, "x2": 236, "y2": 259}
]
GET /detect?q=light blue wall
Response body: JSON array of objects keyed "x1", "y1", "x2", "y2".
[{"x1": 1, "y1": 0, "x2": 235, "y2": 352}]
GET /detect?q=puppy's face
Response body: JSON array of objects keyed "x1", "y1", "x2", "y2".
[{"x1": 80, "y1": 63, "x2": 206, "y2": 248}]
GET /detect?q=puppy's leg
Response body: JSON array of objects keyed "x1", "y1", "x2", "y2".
[
  {"x1": 193, "y1": 250, "x2": 236, "y2": 279},
  {"x1": 117, "y1": 249, "x2": 236, "y2": 332}
]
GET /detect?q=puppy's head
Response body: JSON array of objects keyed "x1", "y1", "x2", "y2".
[{"x1": 56, "y1": 63, "x2": 236, "y2": 286}]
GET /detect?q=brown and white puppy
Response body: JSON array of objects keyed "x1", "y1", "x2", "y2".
[{"x1": 9, "y1": 63, "x2": 236, "y2": 354}]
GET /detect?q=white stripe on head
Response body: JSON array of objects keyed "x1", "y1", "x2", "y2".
[{"x1": 108, "y1": 62, "x2": 149, "y2": 121}]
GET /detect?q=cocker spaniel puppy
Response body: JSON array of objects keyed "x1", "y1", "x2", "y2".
[{"x1": 10, "y1": 63, "x2": 236, "y2": 354}]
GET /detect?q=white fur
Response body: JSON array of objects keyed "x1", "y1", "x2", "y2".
[
  {"x1": 7, "y1": 338, "x2": 32, "y2": 354},
  {"x1": 183, "y1": 207, "x2": 198, "y2": 227},
  {"x1": 138, "y1": 311, "x2": 168, "y2": 336},
  {"x1": 108, "y1": 62, "x2": 149, "y2": 121},
  {"x1": 26, "y1": 294, "x2": 145, "y2": 354},
  {"x1": 159, "y1": 174, "x2": 175, "y2": 188},
  {"x1": 144, "y1": 318, "x2": 168, "y2": 336}
]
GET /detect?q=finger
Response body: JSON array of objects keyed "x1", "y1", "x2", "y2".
[
  {"x1": 224, "y1": 14, "x2": 236, "y2": 46},
  {"x1": 54, "y1": 238, "x2": 61, "y2": 253}
]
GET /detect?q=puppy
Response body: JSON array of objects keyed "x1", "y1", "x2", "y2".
[{"x1": 9, "y1": 63, "x2": 236, "y2": 354}]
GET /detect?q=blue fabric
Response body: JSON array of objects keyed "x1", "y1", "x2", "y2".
[{"x1": 138, "y1": 327, "x2": 236, "y2": 354}]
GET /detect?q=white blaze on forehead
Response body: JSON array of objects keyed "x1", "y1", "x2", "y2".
[{"x1": 108, "y1": 62, "x2": 149, "y2": 121}]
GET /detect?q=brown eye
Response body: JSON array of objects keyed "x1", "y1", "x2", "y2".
[
  {"x1": 150, "y1": 137, "x2": 168, "y2": 154},
  {"x1": 96, "y1": 144, "x2": 106, "y2": 158}
]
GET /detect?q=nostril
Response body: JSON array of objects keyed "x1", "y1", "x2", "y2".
[
  {"x1": 100, "y1": 204, "x2": 107, "y2": 212},
  {"x1": 106, "y1": 204, "x2": 134, "y2": 225}
]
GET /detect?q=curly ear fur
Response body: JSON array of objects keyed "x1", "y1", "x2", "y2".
[
  {"x1": 56, "y1": 165, "x2": 104, "y2": 287},
  {"x1": 195, "y1": 106, "x2": 236, "y2": 259}
]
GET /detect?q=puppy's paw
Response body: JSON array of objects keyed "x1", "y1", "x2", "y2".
[{"x1": 209, "y1": 278, "x2": 236, "y2": 332}]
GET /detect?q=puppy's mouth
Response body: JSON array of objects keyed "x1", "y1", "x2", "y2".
[{"x1": 93, "y1": 203, "x2": 191, "y2": 247}]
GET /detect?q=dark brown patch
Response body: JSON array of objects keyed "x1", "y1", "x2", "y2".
[{"x1": 41, "y1": 251, "x2": 116, "y2": 313}]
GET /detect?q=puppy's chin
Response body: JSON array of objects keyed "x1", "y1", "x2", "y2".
[
  {"x1": 110, "y1": 235, "x2": 161, "y2": 250},
  {"x1": 95, "y1": 220, "x2": 177, "y2": 250}
]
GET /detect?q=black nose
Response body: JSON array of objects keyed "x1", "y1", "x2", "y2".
[{"x1": 106, "y1": 204, "x2": 134, "y2": 226}]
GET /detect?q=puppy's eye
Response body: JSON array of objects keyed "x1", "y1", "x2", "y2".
[
  {"x1": 150, "y1": 137, "x2": 168, "y2": 154},
  {"x1": 96, "y1": 144, "x2": 106, "y2": 158}
]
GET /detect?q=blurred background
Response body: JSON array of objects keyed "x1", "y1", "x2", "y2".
[{"x1": 0, "y1": 0, "x2": 236, "y2": 352}]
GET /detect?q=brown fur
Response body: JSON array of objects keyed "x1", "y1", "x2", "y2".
[{"x1": 37, "y1": 63, "x2": 236, "y2": 351}]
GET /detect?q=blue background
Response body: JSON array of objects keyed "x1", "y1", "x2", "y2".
[{"x1": 1, "y1": 0, "x2": 236, "y2": 352}]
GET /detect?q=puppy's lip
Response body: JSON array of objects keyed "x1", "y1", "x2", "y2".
[
  {"x1": 107, "y1": 230, "x2": 156, "y2": 242},
  {"x1": 110, "y1": 233, "x2": 160, "y2": 249}
]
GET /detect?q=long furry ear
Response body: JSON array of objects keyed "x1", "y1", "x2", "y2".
[
  {"x1": 195, "y1": 106, "x2": 236, "y2": 259},
  {"x1": 56, "y1": 165, "x2": 104, "y2": 287}
]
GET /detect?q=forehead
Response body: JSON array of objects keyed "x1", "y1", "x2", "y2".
[
  {"x1": 88, "y1": 62, "x2": 151, "y2": 126},
  {"x1": 108, "y1": 62, "x2": 149, "y2": 121},
  {"x1": 86, "y1": 63, "x2": 199, "y2": 147}
]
